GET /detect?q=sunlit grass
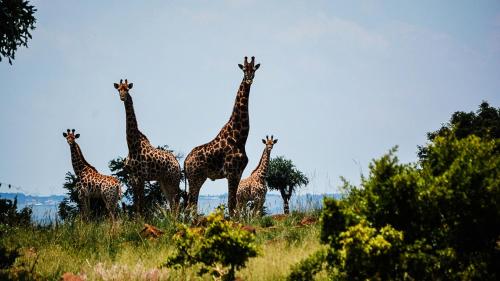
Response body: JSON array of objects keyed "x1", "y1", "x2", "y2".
[{"x1": 1, "y1": 210, "x2": 323, "y2": 280}]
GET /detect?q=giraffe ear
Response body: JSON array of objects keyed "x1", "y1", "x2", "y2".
[
  {"x1": 273, "y1": 139, "x2": 278, "y2": 144},
  {"x1": 254, "y1": 64, "x2": 260, "y2": 70},
  {"x1": 63, "y1": 132, "x2": 67, "y2": 137},
  {"x1": 113, "y1": 83, "x2": 119, "y2": 89},
  {"x1": 75, "y1": 134, "x2": 80, "y2": 139},
  {"x1": 238, "y1": 64, "x2": 244, "y2": 70},
  {"x1": 262, "y1": 139, "x2": 266, "y2": 144},
  {"x1": 128, "y1": 83, "x2": 133, "y2": 89}
]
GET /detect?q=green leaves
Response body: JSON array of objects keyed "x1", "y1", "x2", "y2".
[
  {"x1": 266, "y1": 156, "x2": 309, "y2": 213},
  {"x1": 266, "y1": 156, "x2": 309, "y2": 193},
  {"x1": 288, "y1": 102, "x2": 500, "y2": 280},
  {"x1": 0, "y1": 0, "x2": 37, "y2": 64},
  {"x1": 164, "y1": 207, "x2": 258, "y2": 280}
]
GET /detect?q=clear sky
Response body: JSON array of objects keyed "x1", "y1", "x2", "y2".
[{"x1": 1, "y1": 0, "x2": 499, "y2": 196}]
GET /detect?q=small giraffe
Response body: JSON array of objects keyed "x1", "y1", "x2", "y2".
[
  {"x1": 62, "y1": 129, "x2": 121, "y2": 219},
  {"x1": 113, "y1": 79, "x2": 182, "y2": 215},
  {"x1": 236, "y1": 135, "x2": 278, "y2": 216},
  {"x1": 184, "y1": 56, "x2": 260, "y2": 215}
]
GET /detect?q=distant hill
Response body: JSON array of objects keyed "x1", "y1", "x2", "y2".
[
  {"x1": 0, "y1": 192, "x2": 341, "y2": 222},
  {"x1": 0, "y1": 192, "x2": 65, "y2": 206}
]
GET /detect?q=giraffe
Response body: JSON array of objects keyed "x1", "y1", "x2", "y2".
[
  {"x1": 62, "y1": 129, "x2": 121, "y2": 219},
  {"x1": 113, "y1": 79, "x2": 182, "y2": 215},
  {"x1": 184, "y1": 56, "x2": 260, "y2": 216},
  {"x1": 236, "y1": 135, "x2": 278, "y2": 216}
]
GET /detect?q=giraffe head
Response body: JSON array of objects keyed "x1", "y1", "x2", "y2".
[
  {"x1": 238, "y1": 56, "x2": 260, "y2": 84},
  {"x1": 63, "y1": 129, "x2": 80, "y2": 144},
  {"x1": 262, "y1": 135, "x2": 278, "y2": 151},
  {"x1": 113, "y1": 79, "x2": 134, "y2": 101}
]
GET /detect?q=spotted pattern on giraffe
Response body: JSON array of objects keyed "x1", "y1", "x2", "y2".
[
  {"x1": 63, "y1": 129, "x2": 121, "y2": 219},
  {"x1": 237, "y1": 135, "x2": 277, "y2": 216},
  {"x1": 184, "y1": 56, "x2": 260, "y2": 215},
  {"x1": 114, "y1": 80, "x2": 182, "y2": 215}
]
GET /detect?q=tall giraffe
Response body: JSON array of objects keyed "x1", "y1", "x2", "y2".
[
  {"x1": 113, "y1": 79, "x2": 182, "y2": 215},
  {"x1": 236, "y1": 135, "x2": 278, "y2": 216},
  {"x1": 184, "y1": 56, "x2": 260, "y2": 215},
  {"x1": 63, "y1": 129, "x2": 121, "y2": 219}
]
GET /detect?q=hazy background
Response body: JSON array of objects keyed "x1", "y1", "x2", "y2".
[{"x1": 1, "y1": 0, "x2": 499, "y2": 195}]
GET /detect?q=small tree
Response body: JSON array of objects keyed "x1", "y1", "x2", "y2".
[
  {"x1": 266, "y1": 156, "x2": 309, "y2": 214},
  {"x1": 0, "y1": 0, "x2": 37, "y2": 64},
  {"x1": 164, "y1": 206, "x2": 258, "y2": 281}
]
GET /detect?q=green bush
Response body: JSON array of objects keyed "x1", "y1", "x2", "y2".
[
  {"x1": 290, "y1": 131, "x2": 500, "y2": 280},
  {"x1": 164, "y1": 207, "x2": 259, "y2": 280},
  {"x1": 0, "y1": 196, "x2": 31, "y2": 227}
]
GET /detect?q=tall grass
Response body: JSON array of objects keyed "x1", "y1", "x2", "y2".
[{"x1": 1, "y1": 210, "x2": 323, "y2": 280}]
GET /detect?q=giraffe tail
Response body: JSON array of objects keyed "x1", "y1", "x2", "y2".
[{"x1": 181, "y1": 169, "x2": 188, "y2": 198}]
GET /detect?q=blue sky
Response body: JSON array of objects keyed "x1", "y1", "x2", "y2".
[{"x1": 1, "y1": 0, "x2": 499, "y2": 195}]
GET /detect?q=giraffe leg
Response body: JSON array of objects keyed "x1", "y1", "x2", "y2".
[
  {"x1": 187, "y1": 176, "x2": 206, "y2": 215},
  {"x1": 130, "y1": 177, "x2": 144, "y2": 216},
  {"x1": 254, "y1": 197, "x2": 264, "y2": 217},
  {"x1": 77, "y1": 184, "x2": 89, "y2": 220},
  {"x1": 227, "y1": 176, "x2": 242, "y2": 217},
  {"x1": 79, "y1": 194, "x2": 90, "y2": 220},
  {"x1": 103, "y1": 190, "x2": 118, "y2": 221},
  {"x1": 236, "y1": 182, "x2": 249, "y2": 217},
  {"x1": 236, "y1": 195, "x2": 244, "y2": 217},
  {"x1": 159, "y1": 180, "x2": 181, "y2": 213}
]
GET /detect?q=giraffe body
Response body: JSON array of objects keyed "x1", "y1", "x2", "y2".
[
  {"x1": 184, "y1": 56, "x2": 260, "y2": 215},
  {"x1": 237, "y1": 135, "x2": 277, "y2": 216},
  {"x1": 114, "y1": 80, "x2": 182, "y2": 215},
  {"x1": 63, "y1": 129, "x2": 121, "y2": 219}
]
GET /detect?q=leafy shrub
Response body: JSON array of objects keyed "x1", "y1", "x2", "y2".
[
  {"x1": 164, "y1": 207, "x2": 258, "y2": 280},
  {"x1": 258, "y1": 215, "x2": 274, "y2": 228},
  {"x1": 290, "y1": 131, "x2": 500, "y2": 280},
  {"x1": 0, "y1": 196, "x2": 31, "y2": 227}
]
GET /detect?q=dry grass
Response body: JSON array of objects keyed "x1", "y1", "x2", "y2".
[{"x1": 1, "y1": 212, "x2": 323, "y2": 280}]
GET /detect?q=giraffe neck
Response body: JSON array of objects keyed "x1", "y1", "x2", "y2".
[
  {"x1": 123, "y1": 94, "x2": 146, "y2": 152},
  {"x1": 252, "y1": 147, "x2": 271, "y2": 180},
  {"x1": 226, "y1": 80, "x2": 251, "y2": 143},
  {"x1": 69, "y1": 142, "x2": 96, "y2": 176}
]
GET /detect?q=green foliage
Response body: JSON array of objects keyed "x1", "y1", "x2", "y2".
[
  {"x1": 329, "y1": 221, "x2": 404, "y2": 280},
  {"x1": 0, "y1": 196, "x2": 31, "y2": 227},
  {"x1": 266, "y1": 156, "x2": 309, "y2": 214},
  {"x1": 257, "y1": 215, "x2": 274, "y2": 228},
  {"x1": 0, "y1": 0, "x2": 36, "y2": 64},
  {"x1": 287, "y1": 248, "x2": 326, "y2": 281},
  {"x1": 164, "y1": 207, "x2": 258, "y2": 280},
  {"x1": 419, "y1": 101, "x2": 500, "y2": 159},
  {"x1": 0, "y1": 245, "x2": 18, "y2": 270},
  {"x1": 290, "y1": 109, "x2": 500, "y2": 280}
]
